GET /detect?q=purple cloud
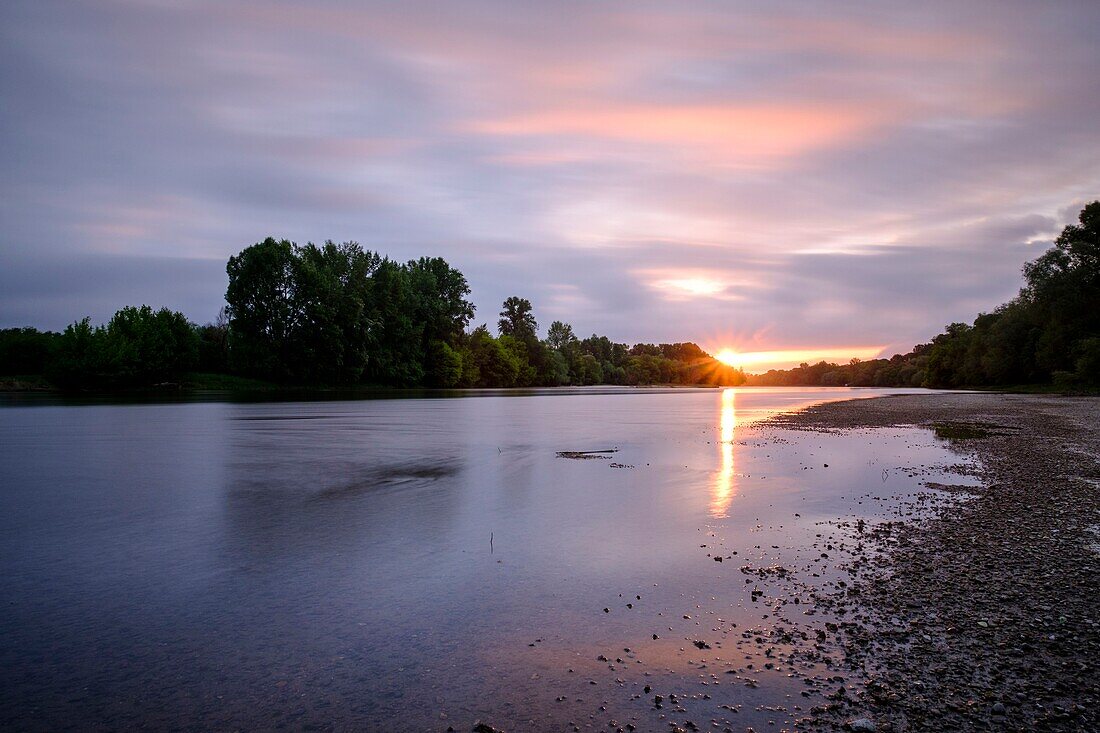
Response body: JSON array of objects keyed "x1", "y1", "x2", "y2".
[{"x1": 2, "y1": 0, "x2": 1098, "y2": 365}]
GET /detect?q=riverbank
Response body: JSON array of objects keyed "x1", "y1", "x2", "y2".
[
  {"x1": 2, "y1": 372, "x2": 1094, "y2": 396},
  {"x1": 768, "y1": 393, "x2": 1100, "y2": 732},
  {"x1": 0, "y1": 372, "x2": 282, "y2": 392},
  {"x1": 0, "y1": 373, "x2": 729, "y2": 394}
]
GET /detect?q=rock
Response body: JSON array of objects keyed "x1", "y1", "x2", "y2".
[
  {"x1": 472, "y1": 722, "x2": 502, "y2": 733},
  {"x1": 992, "y1": 702, "x2": 1006, "y2": 715},
  {"x1": 847, "y1": 718, "x2": 876, "y2": 732}
]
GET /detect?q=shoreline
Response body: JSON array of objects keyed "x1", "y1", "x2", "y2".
[
  {"x1": 0, "y1": 384, "x2": 923, "y2": 407},
  {"x1": 3, "y1": 371, "x2": 1096, "y2": 397},
  {"x1": 766, "y1": 392, "x2": 1100, "y2": 731}
]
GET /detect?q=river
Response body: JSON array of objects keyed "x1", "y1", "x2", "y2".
[{"x1": 0, "y1": 387, "x2": 977, "y2": 731}]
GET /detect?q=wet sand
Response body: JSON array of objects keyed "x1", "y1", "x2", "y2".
[{"x1": 767, "y1": 393, "x2": 1100, "y2": 732}]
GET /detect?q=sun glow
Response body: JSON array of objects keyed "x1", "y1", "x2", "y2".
[
  {"x1": 715, "y1": 349, "x2": 740, "y2": 366},
  {"x1": 651, "y1": 277, "x2": 732, "y2": 299},
  {"x1": 709, "y1": 346, "x2": 885, "y2": 372}
]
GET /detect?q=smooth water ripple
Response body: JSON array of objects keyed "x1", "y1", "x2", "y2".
[{"x1": 0, "y1": 387, "x2": 976, "y2": 731}]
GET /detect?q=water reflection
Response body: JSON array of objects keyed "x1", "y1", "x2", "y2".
[
  {"x1": 711, "y1": 388, "x2": 737, "y2": 517},
  {"x1": 1, "y1": 386, "x2": 955, "y2": 732}
]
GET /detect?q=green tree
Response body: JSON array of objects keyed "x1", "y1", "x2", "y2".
[
  {"x1": 364, "y1": 258, "x2": 424, "y2": 386},
  {"x1": 541, "y1": 348, "x2": 570, "y2": 385},
  {"x1": 0, "y1": 328, "x2": 59, "y2": 375},
  {"x1": 226, "y1": 238, "x2": 384, "y2": 383},
  {"x1": 498, "y1": 334, "x2": 537, "y2": 386},
  {"x1": 498, "y1": 296, "x2": 537, "y2": 340},
  {"x1": 572, "y1": 353, "x2": 603, "y2": 385},
  {"x1": 103, "y1": 306, "x2": 198, "y2": 384},
  {"x1": 49, "y1": 307, "x2": 198, "y2": 388},
  {"x1": 467, "y1": 326, "x2": 519, "y2": 387},
  {"x1": 1023, "y1": 202, "x2": 1100, "y2": 376},
  {"x1": 49, "y1": 318, "x2": 101, "y2": 388},
  {"x1": 406, "y1": 257, "x2": 476, "y2": 383},
  {"x1": 406, "y1": 257, "x2": 476, "y2": 346},
  {"x1": 546, "y1": 320, "x2": 577, "y2": 350},
  {"x1": 225, "y1": 237, "x2": 299, "y2": 378},
  {"x1": 428, "y1": 340, "x2": 464, "y2": 387}
]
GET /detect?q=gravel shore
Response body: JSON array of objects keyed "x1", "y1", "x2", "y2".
[{"x1": 769, "y1": 393, "x2": 1100, "y2": 732}]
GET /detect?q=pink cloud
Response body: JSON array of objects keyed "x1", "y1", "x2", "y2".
[{"x1": 468, "y1": 103, "x2": 888, "y2": 164}]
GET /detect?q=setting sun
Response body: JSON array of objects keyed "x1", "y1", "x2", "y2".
[
  {"x1": 715, "y1": 348, "x2": 741, "y2": 366},
  {"x1": 709, "y1": 346, "x2": 886, "y2": 372}
]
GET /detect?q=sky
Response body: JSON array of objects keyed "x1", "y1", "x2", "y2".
[{"x1": 2, "y1": 1, "x2": 1099, "y2": 370}]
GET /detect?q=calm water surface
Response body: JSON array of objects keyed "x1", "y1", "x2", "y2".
[{"x1": 0, "y1": 387, "x2": 976, "y2": 731}]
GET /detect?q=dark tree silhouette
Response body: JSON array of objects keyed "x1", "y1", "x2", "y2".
[{"x1": 498, "y1": 297, "x2": 537, "y2": 340}]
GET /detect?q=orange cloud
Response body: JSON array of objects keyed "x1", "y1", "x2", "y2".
[{"x1": 468, "y1": 103, "x2": 881, "y2": 161}]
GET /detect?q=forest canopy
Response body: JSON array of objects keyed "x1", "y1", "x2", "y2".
[
  {"x1": 2, "y1": 201, "x2": 1097, "y2": 390},
  {"x1": 0, "y1": 237, "x2": 744, "y2": 390}
]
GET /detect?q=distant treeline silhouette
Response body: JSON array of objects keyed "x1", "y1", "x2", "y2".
[
  {"x1": 745, "y1": 201, "x2": 1100, "y2": 388},
  {"x1": 0, "y1": 238, "x2": 744, "y2": 389},
  {"x1": 2, "y1": 201, "x2": 1096, "y2": 390}
]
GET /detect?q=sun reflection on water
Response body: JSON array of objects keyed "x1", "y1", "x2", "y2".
[{"x1": 711, "y1": 388, "x2": 737, "y2": 518}]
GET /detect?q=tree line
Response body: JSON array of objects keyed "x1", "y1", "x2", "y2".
[
  {"x1": 3, "y1": 201, "x2": 1096, "y2": 390},
  {"x1": 746, "y1": 201, "x2": 1100, "y2": 389},
  {"x1": 0, "y1": 237, "x2": 745, "y2": 390}
]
